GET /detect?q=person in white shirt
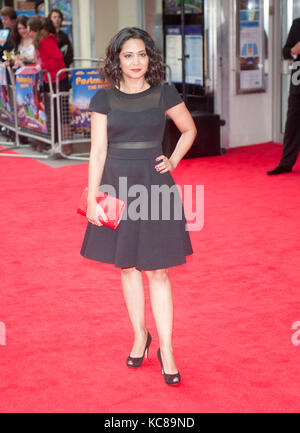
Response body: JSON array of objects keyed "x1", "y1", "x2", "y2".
[{"x1": 12, "y1": 15, "x2": 35, "y2": 68}]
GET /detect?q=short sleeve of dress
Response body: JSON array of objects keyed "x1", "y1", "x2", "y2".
[
  {"x1": 163, "y1": 84, "x2": 183, "y2": 110},
  {"x1": 89, "y1": 88, "x2": 110, "y2": 114}
]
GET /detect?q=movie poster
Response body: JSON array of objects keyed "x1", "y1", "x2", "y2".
[
  {"x1": 0, "y1": 64, "x2": 13, "y2": 123},
  {"x1": 238, "y1": 0, "x2": 265, "y2": 92},
  {"x1": 0, "y1": 29, "x2": 10, "y2": 47},
  {"x1": 166, "y1": 25, "x2": 203, "y2": 85},
  {"x1": 61, "y1": 24, "x2": 73, "y2": 44},
  {"x1": 165, "y1": 26, "x2": 182, "y2": 83},
  {"x1": 15, "y1": 69, "x2": 47, "y2": 133},
  {"x1": 71, "y1": 69, "x2": 110, "y2": 134}
]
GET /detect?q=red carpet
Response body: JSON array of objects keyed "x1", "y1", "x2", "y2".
[{"x1": 1, "y1": 141, "x2": 300, "y2": 413}]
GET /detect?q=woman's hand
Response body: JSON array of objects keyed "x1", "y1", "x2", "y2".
[
  {"x1": 155, "y1": 155, "x2": 176, "y2": 174},
  {"x1": 14, "y1": 59, "x2": 24, "y2": 69},
  {"x1": 291, "y1": 41, "x2": 300, "y2": 55},
  {"x1": 86, "y1": 201, "x2": 108, "y2": 227}
]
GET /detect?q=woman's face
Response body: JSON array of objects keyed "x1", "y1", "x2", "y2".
[
  {"x1": 18, "y1": 23, "x2": 28, "y2": 39},
  {"x1": 50, "y1": 12, "x2": 62, "y2": 30},
  {"x1": 119, "y1": 38, "x2": 149, "y2": 81}
]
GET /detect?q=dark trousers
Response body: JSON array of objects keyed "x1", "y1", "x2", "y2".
[{"x1": 280, "y1": 92, "x2": 300, "y2": 168}]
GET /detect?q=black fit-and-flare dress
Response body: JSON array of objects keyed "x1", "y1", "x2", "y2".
[{"x1": 80, "y1": 83, "x2": 193, "y2": 270}]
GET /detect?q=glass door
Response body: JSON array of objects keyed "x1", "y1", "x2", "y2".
[{"x1": 163, "y1": 1, "x2": 207, "y2": 111}]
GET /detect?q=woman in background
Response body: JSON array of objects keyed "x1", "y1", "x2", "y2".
[
  {"x1": 48, "y1": 8, "x2": 73, "y2": 68},
  {"x1": 12, "y1": 15, "x2": 34, "y2": 67},
  {"x1": 28, "y1": 17, "x2": 67, "y2": 91},
  {"x1": 27, "y1": 16, "x2": 72, "y2": 155}
]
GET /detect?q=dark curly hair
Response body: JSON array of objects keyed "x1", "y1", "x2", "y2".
[{"x1": 104, "y1": 27, "x2": 164, "y2": 88}]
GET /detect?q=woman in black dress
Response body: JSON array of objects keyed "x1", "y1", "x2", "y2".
[{"x1": 80, "y1": 28, "x2": 197, "y2": 385}]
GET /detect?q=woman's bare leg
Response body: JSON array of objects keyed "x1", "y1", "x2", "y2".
[
  {"x1": 121, "y1": 267, "x2": 148, "y2": 364},
  {"x1": 145, "y1": 268, "x2": 179, "y2": 382}
]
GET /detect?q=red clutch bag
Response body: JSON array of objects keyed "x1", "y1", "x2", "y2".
[{"x1": 77, "y1": 187, "x2": 126, "y2": 230}]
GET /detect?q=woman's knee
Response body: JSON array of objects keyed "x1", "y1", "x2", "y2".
[
  {"x1": 145, "y1": 268, "x2": 169, "y2": 282},
  {"x1": 121, "y1": 266, "x2": 139, "y2": 276}
]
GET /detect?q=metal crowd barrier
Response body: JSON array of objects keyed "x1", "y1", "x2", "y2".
[
  {"x1": 0, "y1": 59, "x2": 172, "y2": 161},
  {"x1": 0, "y1": 65, "x2": 56, "y2": 159},
  {"x1": 55, "y1": 57, "x2": 104, "y2": 161},
  {"x1": 0, "y1": 66, "x2": 18, "y2": 148}
]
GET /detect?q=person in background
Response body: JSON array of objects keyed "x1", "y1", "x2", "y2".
[
  {"x1": 267, "y1": 17, "x2": 300, "y2": 175},
  {"x1": 0, "y1": 6, "x2": 17, "y2": 60},
  {"x1": 0, "y1": 7, "x2": 17, "y2": 143},
  {"x1": 48, "y1": 8, "x2": 73, "y2": 68},
  {"x1": 27, "y1": 16, "x2": 72, "y2": 155},
  {"x1": 12, "y1": 15, "x2": 35, "y2": 68}
]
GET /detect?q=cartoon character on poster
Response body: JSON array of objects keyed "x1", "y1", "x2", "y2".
[
  {"x1": 71, "y1": 69, "x2": 110, "y2": 134},
  {"x1": 32, "y1": 74, "x2": 44, "y2": 121},
  {"x1": 16, "y1": 70, "x2": 47, "y2": 133},
  {"x1": 0, "y1": 64, "x2": 13, "y2": 123}
]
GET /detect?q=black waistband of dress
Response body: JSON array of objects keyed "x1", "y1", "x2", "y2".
[
  {"x1": 107, "y1": 141, "x2": 163, "y2": 160},
  {"x1": 109, "y1": 141, "x2": 161, "y2": 149}
]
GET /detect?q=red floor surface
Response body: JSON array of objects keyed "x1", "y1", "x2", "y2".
[{"x1": 1, "y1": 142, "x2": 300, "y2": 413}]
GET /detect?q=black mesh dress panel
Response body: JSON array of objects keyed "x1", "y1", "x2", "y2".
[
  {"x1": 89, "y1": 83, "x2": 182, "y2": 145},
  {"x1": 80, "y1": 83, "x2": 193, "y2": 270}
]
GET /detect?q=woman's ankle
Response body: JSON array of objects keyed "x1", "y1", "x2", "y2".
[
  {"x1": 159, "y1": 344, "x2": 174, "y2": 354},
  {"x1": 134, "y1": 327, "x2": 148, "y2": 340}
]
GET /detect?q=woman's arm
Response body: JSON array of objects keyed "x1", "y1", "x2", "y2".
[
  {"x1": 282, "y1": 20, "x2": 300, "y2": 59},
  {"x1": 291, "y1": 41, "x2": 300, "y2": 56},
  {"x1": 88, "y1": 111, "x2": 108, "y2": 201},
  {"x1": 86, "y1": 112, "x2": 108, "y2": 226},
  {"x1": 155, "y1": 102, "x2": 197, "y2": 174}
]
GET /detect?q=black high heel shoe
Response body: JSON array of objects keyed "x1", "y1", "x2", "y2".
[
  {"x1": 157, "y1": 348, "x2": 181, "y2": 385},
  {"x1": 126, "y1": 330, "x2": 152, "y2": 368}
]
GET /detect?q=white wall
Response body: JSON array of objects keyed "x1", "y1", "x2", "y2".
[
  {"x1": 118, "y1": 0, "x2": 139, "y2": 29},
  {"x1": 78, "y1": 0, "x2": 92, "y2": 62},
  {"x1": 93, "y1": 0, "x2": 139, "y2": 59}
]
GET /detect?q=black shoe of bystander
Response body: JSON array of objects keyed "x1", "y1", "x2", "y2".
[{"x1": 266, "y1": 165, "x2": 292, "y2": 175}]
